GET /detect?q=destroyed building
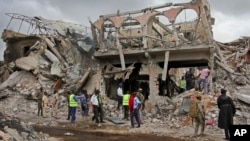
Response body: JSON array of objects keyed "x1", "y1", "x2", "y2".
[
  {"x1": 90, "y1": 0, "x2": 215, "y2": 102},
  {"x1": 1, "y1": 0, "x2": 250, "y2": 140},
  {"x1": 0, "y1": 13, "x2": 97, "y2": 98}
]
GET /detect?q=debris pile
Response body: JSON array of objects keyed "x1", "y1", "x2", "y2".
[{"x1": 0, "y1": 112, "x2": 56, "y2": 141}]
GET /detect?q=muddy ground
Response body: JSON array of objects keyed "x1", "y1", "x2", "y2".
[
  {"x1": 34, "y1": 126, "x2": 189, "y2": 141},
  {"x1": 30, "y1": 114, "x2": 226, "y2": 141}
]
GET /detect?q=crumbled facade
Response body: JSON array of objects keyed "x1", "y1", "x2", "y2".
[{"x1": 91, "y1": 0, "x2": 215, "y2": 103}]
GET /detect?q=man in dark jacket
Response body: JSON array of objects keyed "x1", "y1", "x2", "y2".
[
  {"x1": 217, "y1": 88, "x2": 236, "y2": 140},
  {"x1": 185, "y1": 69, "x2": 194, "y2": 90}
]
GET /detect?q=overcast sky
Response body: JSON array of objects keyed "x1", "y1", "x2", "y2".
[{"x1": 0, "y1": 0, "x2": 250, "y2": 60}]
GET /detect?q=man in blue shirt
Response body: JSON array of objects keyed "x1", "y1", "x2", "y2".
[{"x1": 130, "y1": 92, "x2": 141, "y2": 128}]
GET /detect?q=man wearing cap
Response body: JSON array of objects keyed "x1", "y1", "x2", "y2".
[
  {"x1": 117, "y1": 83, "x2": 123, "y2": 110},
  {"x1": 217, "y1": 88, "x2": 236, "y2": 140},
  {"x1": 137, "y1": 88, "x2": 145, "y2": 110}
]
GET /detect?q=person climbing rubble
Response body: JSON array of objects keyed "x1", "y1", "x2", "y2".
[{"x1": 195, "y1": 66, "x2": 210, "y2": 94}]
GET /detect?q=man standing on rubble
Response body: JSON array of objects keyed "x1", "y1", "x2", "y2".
[
  {"x1": 36, "y1": 87, "x2": 44, "y2": 116},
  {"x1": 117, "y1": 83, "x2": 123, "y2": 110},
  {"x1": 42, "y1": 91, "x2": 48, "y2": 118},
  {"x1": 185, "y1": 68, "x2": 194, "y2": 90},
  {"x1": 217, "y1": 88, "x2": 236, "y2": 140},
  {"x1": 192, "y1": 95, "x2": 205, "y2": 137},
  {"x1": 69, "y1": 86, "x2": 78, "y2": 124},
  {"x1": 195, "y1": 66, "x2": 210, "y2": 94}
]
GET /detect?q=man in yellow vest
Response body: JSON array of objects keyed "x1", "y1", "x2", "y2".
[
  {"x1": 179, "y1": 76, "x2": 186, "y2": 93},
  {"x1": 69, "y1": 86, "x2": 78, "y2": 124},
  {"x1": 122, "y1": 91, "x2": 130, "y2": 120}
]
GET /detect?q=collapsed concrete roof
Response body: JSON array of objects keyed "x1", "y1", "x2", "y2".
[{"x1": 0, "y1": 14, "x2": 97, "y2": 97}]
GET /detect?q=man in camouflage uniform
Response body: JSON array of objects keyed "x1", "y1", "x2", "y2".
[
  {"x1": 193, "y1": 95, "x2": 205, "y2": 137},
  {"x1": 137, "y1": 88, "x2": 145, "y2": 124},
  {"x1": 137, "y1": 88, "x2": 145, "y2": 110},
  {"x1": 36, "y1": 88, "x2": 44, "y2": 116}
]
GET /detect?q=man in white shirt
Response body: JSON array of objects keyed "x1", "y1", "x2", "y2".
[
  {"x1": 91, "y1": 89, "x2": 100, "y2": 126},
  {"x1": 117, "y1": 83, "x2": 123, "y2": 110}
]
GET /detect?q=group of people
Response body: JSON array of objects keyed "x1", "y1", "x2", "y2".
[
  {"x1": 190, "y1": 88, "x2": 236, "y2": 140},
  {"x1": 36, "y1": 76, "x2": 236, "y2": 140},
  {"x1": 179, "y1": 66, "x2": 211, "y2": 94},
  {"x1": 36, "y1": 87, "x2": 60, "y2": 119},
  {"x1": 117, "y1": 83, "x2": 145, "y2": 128},
  {"x1": 66, "y1": 87, "x2": 91, "y2": 124}
]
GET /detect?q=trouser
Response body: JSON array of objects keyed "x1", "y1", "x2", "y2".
[
  {"x1": 70, "y1": 107, "x2": 76, "y2": 123},
  {"x1": 224, "y1": 129, "x2": 230, "y2": 139},
  {"x1": 194, "y1": 117, "x2": 205, "y2": 135},
  {"x1": 51, "y1": 104, "x2": 58, "y2": 117},
  {"x1": 195, "y1": 78, "x2": 208, "y2": 94},
  {"x1": 67, "y1": 106, "x2": 71, "y2": 120},
  {"x1": 81, "y1": 104, "x2": 89, "y2": 116},
  {"x1": 186, "y1": 79, "x2": 193, "y2": 90},
  {"x1": 130, "y1": 108, "x2": 140, "y2": 127},
  {"x1": 37, "y1": 100, "x2": 43, "y2": 116},
  {"x1": 42, "y1": 103, "x2": 47, "y2": 117},
  {"x1": 98, "y1": 106, "x2": 104, "y2": 122},
  {"x1": 93, "y1": 105, "x2": 99, "y2": 123},
  {"x1": 139, "y1": 109, "x2": 143, "y2": 124},
  {"x1": 123, "y1": 105, "x2": 129, "y2": 120},
  {"x1": 117, "y1": 96, "x2": 123, "y2": 110}
]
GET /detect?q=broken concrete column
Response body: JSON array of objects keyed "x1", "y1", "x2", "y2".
[
  {"x1": 44, "y1": 38, "x2": 66, "y2": 64},
  {"x1": 162, "y1": 51, "x2": 170, "y2": 81},
  {"x1": 76, "y1": 67, "x2": 91, "y2": 91},
  {"x1": 116, "y1": 28, "x2": 126, "y2": 70},
  {"x1": 44, "y1": 49, "x2": 60, "y2": 63}
]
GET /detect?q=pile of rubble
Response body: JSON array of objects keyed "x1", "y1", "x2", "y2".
[
  {"x1": 0, "y1": 13, "x2": 250, "y2": 141},
  {"x1": 0, "y1": 112, "x2": 57, "y2": 141}
]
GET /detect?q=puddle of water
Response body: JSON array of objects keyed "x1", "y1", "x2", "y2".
[{"x1": 34, "y1": 126, "x2": 189, "y2": 141}]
